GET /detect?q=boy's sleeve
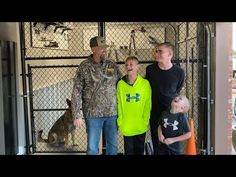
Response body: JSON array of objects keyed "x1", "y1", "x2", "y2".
[
  {"x1": 182, "y1": 114, "x2": 191, "y2": 133},
  {"x1": 143, "y1": 81, "x2": 152, "y2": 126},
  {"x1": 158, "y1": 112, "x2": 164, "y2": 127}
]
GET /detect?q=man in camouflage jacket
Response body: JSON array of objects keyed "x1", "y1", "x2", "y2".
[{"x1": 71, "y1": 36, "x2": 122, "y2": 155}]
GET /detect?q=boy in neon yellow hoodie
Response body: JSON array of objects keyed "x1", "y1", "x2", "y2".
[{"x1": 117, "y1": 56, "x2": 152, "y2": 155}]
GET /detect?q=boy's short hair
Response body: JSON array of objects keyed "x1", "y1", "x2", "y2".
[
  {"x1": 158, "y1": 42, "x2": 174, "y2": 52},
  {"x1": 180, "y1": 95, "x2": 190, "y2": 113},
  {"x1": 125, "y1": 56, "x2": 139, "y2": 64}
]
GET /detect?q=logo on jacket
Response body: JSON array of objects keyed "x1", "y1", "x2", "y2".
[
  {"x1": 163, "y1": 119, "x2": 179, "y2": 130},
  {"x1": 126, "y1": 93, "x2": 140, "y2": 102},
  {"x1": 102, "y1": 63, "x2": 115, "y2": 78}
]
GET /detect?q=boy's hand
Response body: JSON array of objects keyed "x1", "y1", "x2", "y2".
[{"x1": 163, "y1": 138, "x2": 175, "y2": 145}]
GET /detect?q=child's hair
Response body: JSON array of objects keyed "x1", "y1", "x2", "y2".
[
  {"x1": 180, "y1": 95, "x2": 190, "y2": 113},
  {"x1": 125, "y1": 56, "x2": 139, "y2": 64}
]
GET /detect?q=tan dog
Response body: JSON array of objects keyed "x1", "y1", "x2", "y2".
[{"x1": 38, "y1": 99, "x2": 76, "y2": 147}]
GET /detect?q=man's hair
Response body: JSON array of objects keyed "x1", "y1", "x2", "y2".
[
  {"x1": 158, "y1": 42, "x2": 174, "y2": 52},
  {"x1": 125, "y1": 56, "x2": 139, "y2": 64}
]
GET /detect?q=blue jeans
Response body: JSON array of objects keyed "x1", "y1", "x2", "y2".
[{"x1": 85, "y1": 116, "x2": 118, "y2": 155}]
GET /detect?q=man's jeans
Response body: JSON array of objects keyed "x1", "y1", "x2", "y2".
[{"x1": 85, "y1": 116, "x2": 118, "y2": 155}]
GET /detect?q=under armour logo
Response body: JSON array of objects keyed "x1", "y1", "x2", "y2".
[
  {"x1": 163, "y1": 118, "x2": 179, "y2": 130},
  {"x1": 126, "y1": 93, "x2": 140, "y2": 102}
]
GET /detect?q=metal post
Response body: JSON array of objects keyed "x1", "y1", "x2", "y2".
[
  {"x1": 205, "y1": 24, "x2": 212, "y2": 155},
  {"x1": 19, "y1": 22, "x2": 31, "y2": 154},
  {"x1": 27, "y1": 65, "x2": 36, "y2": 153}
]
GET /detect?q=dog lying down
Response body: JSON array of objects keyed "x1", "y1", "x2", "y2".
[{"x1": 38, "y1": 99, "x2": 77, "y2": 147}]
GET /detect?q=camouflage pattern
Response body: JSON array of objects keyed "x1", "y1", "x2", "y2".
[{"x1": 71, "y1": 55, "x2": 122, "y2": 119}]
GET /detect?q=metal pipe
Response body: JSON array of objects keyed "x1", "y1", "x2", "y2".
[
  {"x1": 25, "y1": 56, "x2": 88, "y2": 60},
  {"x1": 99, "y1": 22, "x2": 105, "y2": 37},
  {"x1": 204, "y1": 23, "x2": 212, "y2": 155},
  {"x1": 27, "y1": 65, "x2": 36, "y2": 153}
]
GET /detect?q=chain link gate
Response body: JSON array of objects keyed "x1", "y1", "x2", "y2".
[{"x1": 21, "y1": 22, "x2": 212, "y2": 154}]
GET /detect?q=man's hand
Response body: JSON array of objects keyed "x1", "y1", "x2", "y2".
[{"x1": 73, "y1": 118, "x2": 85, "y2": 128}]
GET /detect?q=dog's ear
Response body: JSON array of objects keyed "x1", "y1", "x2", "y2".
[{"x1": 66, "y1": 99, "x2": 71, "y2": 107}]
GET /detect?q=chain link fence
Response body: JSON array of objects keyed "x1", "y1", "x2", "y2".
[{"x1": 22, "y1": 22, "x2": 208, "y2": 154}]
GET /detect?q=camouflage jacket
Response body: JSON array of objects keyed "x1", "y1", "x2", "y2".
[{"x1": 71, "y1": 55, "x2": 122, "y2": 119}]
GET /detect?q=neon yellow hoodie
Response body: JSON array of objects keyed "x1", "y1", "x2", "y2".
[{"x1": 117, "y1": 75, "x2": 152, "y2": 136}]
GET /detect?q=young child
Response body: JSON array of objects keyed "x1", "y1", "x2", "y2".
[
  {"x1": 157, "y1": 95, "x2": 191, "y2": 155},
  {"x1": 117, "y1": 56, "x2": 152, "y2": 155}
]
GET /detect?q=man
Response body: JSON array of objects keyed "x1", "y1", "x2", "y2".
[
  {"x1": 71, "y1": 36, "x2": 121, "y2": 155},
  {"x1": 145, "y1": 42, "x2": 185, "y2": 155}
]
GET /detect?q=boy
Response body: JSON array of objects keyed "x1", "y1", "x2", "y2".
[
  {"x1": 146, "y1": 42, "x2": 185, "y2": 154},
  {"x1": 157, "y1": 95, "x2": 191, "y2": 155},
  {"x1": 117, "y1": 56, "x2": 152, "y2": 155}
]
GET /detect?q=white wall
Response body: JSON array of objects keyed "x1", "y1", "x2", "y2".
[
  {"x1": 215, "y1": 23, "x2": 232, "y2": 154},
  {"x1": 0, "y1": 22, "x2": 18, "y2": 42}
]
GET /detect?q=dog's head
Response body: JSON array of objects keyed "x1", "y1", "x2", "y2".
[{"x1": 64, "y1": 99, "x2": 73, "y2": 125}]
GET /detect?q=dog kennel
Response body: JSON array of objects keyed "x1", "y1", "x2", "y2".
[{"x1": 20, "y1": 22, "x2": 215, "y2": 154}]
